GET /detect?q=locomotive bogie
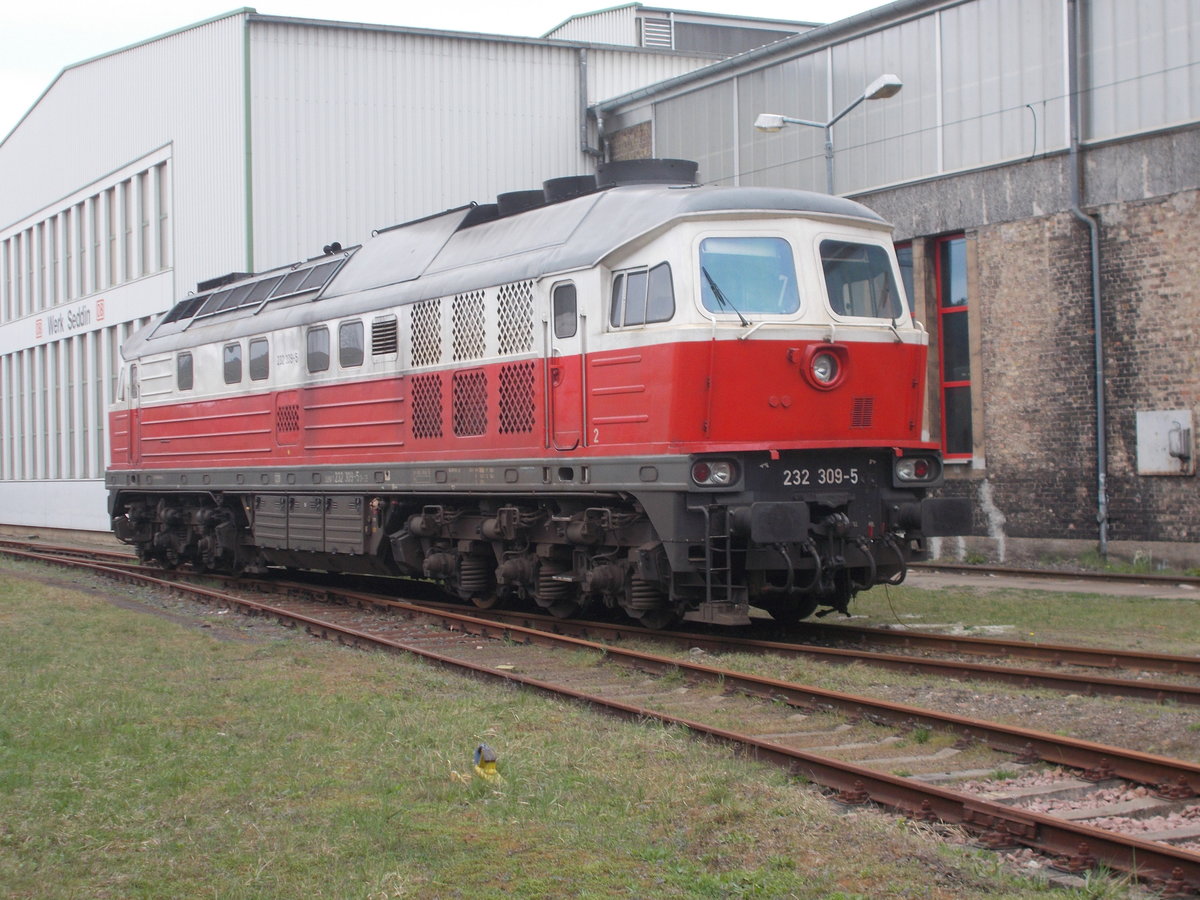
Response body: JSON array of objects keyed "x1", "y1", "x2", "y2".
[{"x1": 108, "y1": 177, "x2": 970, "y2": 627}]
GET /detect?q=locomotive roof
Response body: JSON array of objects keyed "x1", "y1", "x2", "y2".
[{"x1": 126, "y1": 184, "x2": 889, "y2": 359}]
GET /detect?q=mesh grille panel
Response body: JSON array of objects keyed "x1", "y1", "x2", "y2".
[
  {"x1": 410, "y1": 299, "x2": 442, "y2": 367},
  {"x1": 498, "y1": 361, "x2": 536, "y2": 434},
  {"x1": 497, "y1": 281, "x2": 533, "y2": 355},
  {"x1": 452, "y1": 369, "x2": 488, "y2": 436},
  {"x1": 411, "y1": 373, "x2": 443, "y2": 438},
  {"x1": 452, "y1": 291, "x2": 486, "y2": 361}
]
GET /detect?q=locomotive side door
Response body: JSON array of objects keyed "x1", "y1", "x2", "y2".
[
  {"x1": 127, "y1": 362, "x2": 141, "y2": 464},
  {"x1": 546, "y1": 281, "x2": 584, "y2": 451}
]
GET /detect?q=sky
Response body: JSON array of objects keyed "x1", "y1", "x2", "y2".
[{"x1": 0, "y1": 0, "x2": 884, "y2": 139}]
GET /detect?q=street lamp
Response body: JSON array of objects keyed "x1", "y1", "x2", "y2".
[{"x1": 754, "y1": 73, "x2": 903, "y2": 194}]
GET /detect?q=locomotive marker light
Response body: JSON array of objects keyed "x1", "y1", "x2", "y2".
[{"x1": 754, "y1": 73, "x2": 903, "y2": 194}]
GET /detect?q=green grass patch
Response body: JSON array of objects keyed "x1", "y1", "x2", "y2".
[
  {"x1": 0, "y1": 559, "x2": 1114, "y2": 898},
  {"x1": 848, "y1": 583, "x2": 1200, "y2": 654}
]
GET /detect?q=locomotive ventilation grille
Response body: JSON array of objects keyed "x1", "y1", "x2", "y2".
[
  {"x1": 498, "y1": 361, "x2": 536, "y2": 434},
  {"x1": 851, "y1": 396, "x2": 875, "y2": 429},
  {"x1": 276, "y1": 403, "x2": 301, "y2": 435},
  {"x1": 411, "y1": 299, "x2": 442, "y2": 367},
  {"x1": 411, "y1": 373, "x2": 444, "y2": 438},
  {"x1": 372, "y1": 315, "x2": 398, "y2": 356},
  {"x1": 498, "y1": 281, "x2": 534, "y2": 355},
  {"x1": 452, "y1": 291, "x2": 486, "y2": 361},
  {"x1": 452, "y1": 370, "x2": 488, "y2": 436}
]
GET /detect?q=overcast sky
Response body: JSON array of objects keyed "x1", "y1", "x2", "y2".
[{"x1": 1, "y1": 0, "x2": 884, "y2": 139}]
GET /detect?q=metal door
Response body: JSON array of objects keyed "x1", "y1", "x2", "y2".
[{"x1": 546, "y1": 282, "x2": 583, "y2": 451}]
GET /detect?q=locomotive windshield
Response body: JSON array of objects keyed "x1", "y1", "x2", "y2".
[
  {"x1": 699, "y1": 237, "x2": 800, "y2": 316},
  {"x1": 820, "y1": 240, "x2": 907, "y2": 320}
]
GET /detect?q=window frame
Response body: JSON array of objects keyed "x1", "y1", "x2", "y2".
[
  {"x1": 249, "y1": 337, "x2": 269, "y2": 382},
  {"x1": 176, "y1": 353, "x2": 192, "y2": 391},
  {"x1": 307, "y1": 326, "x2": 330, "y2": 373},
  {"x1": 609, "y1": 261, "x2": 675, "y2": 328},
  {"x1": 223, "y1": 342, "x2": 243, "y2": 384},
  {"x1": 338, "y1": 319, "x2": 365, "y2": 368},
  {"x1": 934, "y1": 234, "x2": 973, "y2": 460}
]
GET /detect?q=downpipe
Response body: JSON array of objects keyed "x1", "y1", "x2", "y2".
[{"x1": 1067, "y1": 0, "x2": 1109, "y2": 557}]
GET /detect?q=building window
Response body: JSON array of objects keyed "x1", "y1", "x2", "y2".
[
  {"x1": 307, "y1": 326, "x2": 330, "y2": 373},
  {"x1": 249, "y1": 338, "x2": 269, "y2": 381},
  {"x1": 339, "y1": 320, "x2": 364, "y2": 368},
  {"x1": 894, "y1": 242, "x2": 914, "y2": 313},
  {"x1": 936, "y1": 235, "x2": 972, "y2": 458},
  {"x1": 223, "y1": 343, "x2": 242, "y2": 384}
]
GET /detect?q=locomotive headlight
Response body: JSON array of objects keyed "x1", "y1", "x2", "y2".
[
  {"x1": 895, "y1": 456, "x2": 940, "y2": 483},
  {"x1": 799, "y1": 344, "x2": 848, "y2": 390},
  {"x1": 811, "y1": 352, "x2": 838, "y2": 385},
  {"x1": 692, "y1": 460, "x2": 736, "y2": 486}
]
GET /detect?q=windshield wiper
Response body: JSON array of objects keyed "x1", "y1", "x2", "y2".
[{"x1": 701, "y1": 266, "x2": 749, "y2": 327}]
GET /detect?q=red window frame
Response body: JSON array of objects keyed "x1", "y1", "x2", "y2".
[{"x1": 935, "y1": 235, "x2": 972, "y2": 459}]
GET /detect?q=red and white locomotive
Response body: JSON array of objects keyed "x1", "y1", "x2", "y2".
[{"x1": 107, "y1": 160, "x2": 969, "y2": 627}]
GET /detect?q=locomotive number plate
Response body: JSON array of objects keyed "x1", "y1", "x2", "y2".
[{"x1": 781, "y1": 466, "x2": 860, "y2": 487}]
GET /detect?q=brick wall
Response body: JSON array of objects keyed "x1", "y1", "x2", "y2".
[
  {"x1": 608, "y1": 122, "x2": 652, "y2": 161},
  {"x1": 942, "y1": 189, "x2": 1200, "y2": 545}
]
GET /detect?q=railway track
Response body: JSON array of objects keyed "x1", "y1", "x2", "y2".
[{"x1": 3, "y1": 542, "x2": 1199, "y2": 895}]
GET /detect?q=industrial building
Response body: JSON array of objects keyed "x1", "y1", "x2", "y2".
[{"x1": 2, "y1": 0, "x2": 1199, "y2": 565}]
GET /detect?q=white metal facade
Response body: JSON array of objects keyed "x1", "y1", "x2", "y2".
[
  {"x1": 0, "y1": 10, "x2": 714, "y2": 530},
  {"x1": 602, "y1": 0, "x2": 1200, "y2": 193}
]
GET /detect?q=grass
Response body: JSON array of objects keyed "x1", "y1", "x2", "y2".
[
  {"x1": 0, "y1": 558, "x2": 1114, "y2": 899},
  {"x1": 847, "y1": 582, "x2": 1200, "y2": 654}
]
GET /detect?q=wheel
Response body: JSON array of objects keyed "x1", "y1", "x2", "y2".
[
  {"x1": 763, "y1": 597, "x2": 819, "y2": 626},
  {"x1": 545, "y1": 598, "x2": 582, "y2": 619},
  {"x1": 470, "y1": 591, "x2": 507, "y2": 610},
  {"x1": 629, "y1": 607, "x2": 678, "y2": 630}
]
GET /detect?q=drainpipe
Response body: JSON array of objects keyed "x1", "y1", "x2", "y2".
[
  {"x1": 1066, "y1": 0, "x2": 1109, "y2": 556},
  {"x1": 578, "y1": 49, "x2": 604, "y2": 159}
]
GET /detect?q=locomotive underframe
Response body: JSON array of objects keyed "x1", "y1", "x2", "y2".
[{"x1": 108, "y1": 450, "x2": 964, "y2": 628}]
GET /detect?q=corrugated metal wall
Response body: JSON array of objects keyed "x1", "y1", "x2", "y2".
[
  {"x1": 247, "y1": 21, "x2": 713, "y2": 274},
  {"x1": 1086, "y1": 0, "x2": 1200, "y2": 139},
  {"x1": 543, "y1": 6, "x2": 640, "y2": 45},
  {"x1": 619, "y1": 0, "x2": 1197, "y2": 195}
]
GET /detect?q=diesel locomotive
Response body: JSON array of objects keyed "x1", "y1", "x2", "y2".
[{"x1": 106, "y1": 159, "x2": 969, "y2": 628}]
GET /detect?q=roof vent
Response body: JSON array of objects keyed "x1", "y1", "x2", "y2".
[
  {"x1": 197, "y1": 272, "x2": 252, "y2": 292},
  {"x1": 543, "y1": 174, "x2": 597, "y2": 204},
  {"x1": 595, "y1": 158, "x2": 698, "y2": 189},
  {"x1": 496, "y1": 189, "x2": 546, "y2": 218},
  {"x1": 460, "y1": 203, "x2": 500, "y2": 228}
]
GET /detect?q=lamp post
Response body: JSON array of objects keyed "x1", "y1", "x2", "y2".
[{"x1": 754, "y1": 73, "x2": 903, "y2": 194}]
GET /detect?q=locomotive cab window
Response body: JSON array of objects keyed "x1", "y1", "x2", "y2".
[
  {"x1": 176, "y1": 353, "x2": 193, "y2": 391},
  {"x1": 553, "y1": 283, "x2": 577, "y2": 338},
  {"x1": 610, "y1": 262, "x2": 674, "y2": 327},
  {"x1": 339, "y1": 320, "x2": 364, "y2": 368},
  {"x1": 307, "y1": 326, "x2": 330, "y2": 373},
  {"x1": 223, "y1": 343, "x2": 242, "y2": 384},
  {"x1": 820, "y1": 240, "x2": 906, "y2": 320},
  {"x1": 699, "y1": 237, "x2": 799, "y2": 316},
  {"x1": 249, "y1": 338, "x2": 269, "y2": 381}
]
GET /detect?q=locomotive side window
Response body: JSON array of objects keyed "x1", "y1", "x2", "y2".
[
  {"x1": 307, "y1": 326, "x2": 330, "y2": 373},
  {"x1": 553, "y1": 283, "x2": 577, "y2": 338},
  {"x1": 176, "y1": 353, "x2": 193, "y2": 391},
  {"x1": 249, "y1": 338, "x2": 269, "y2": 381},
  {"x1": 820, "y1": 240, "x2": 906, "y2": 320},
  {"x1": 339, "y1": 320, "x2": 364, "y2": 368},
  {"x1": 699, "y1": 237, "x2": 799, "y2": 315},
  {"x1": 609, "y1": 262, "x2": 674, "y2": 327},
  {"x1": 223, "y1": 343, "x2": 242, "y2": 384}
]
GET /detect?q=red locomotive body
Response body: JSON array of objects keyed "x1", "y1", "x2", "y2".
[{"x1": 107, "y1": 163, "x2": 969, "y2": 627}]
